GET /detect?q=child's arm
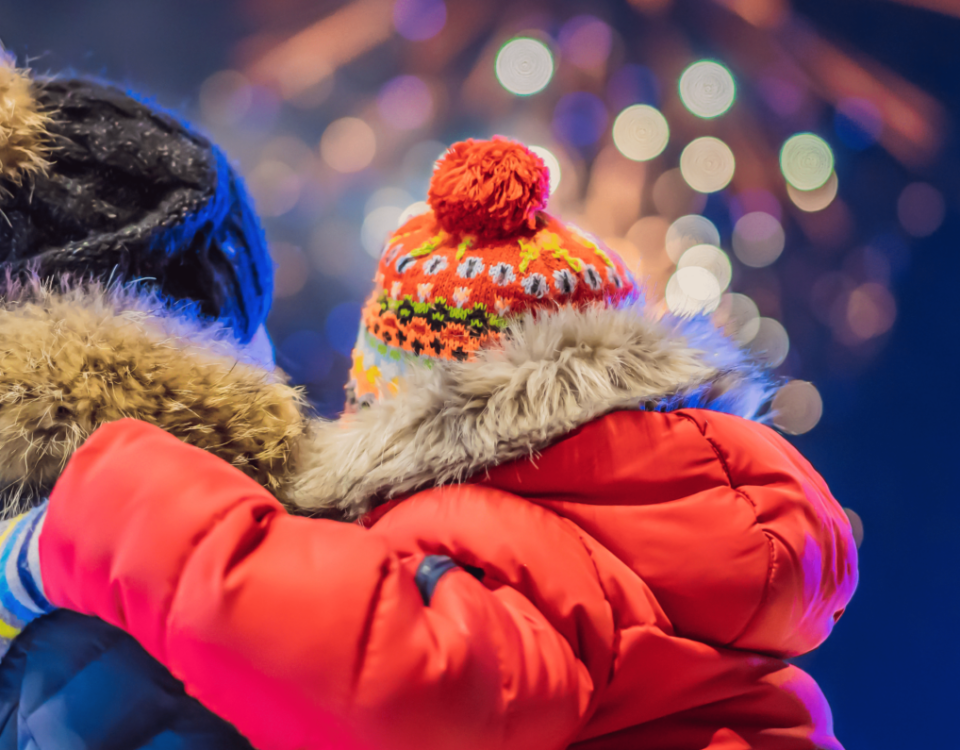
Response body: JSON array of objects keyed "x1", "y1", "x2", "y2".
[
  {"x1": 0, "y1": 504, "x2": 55, "y2": 658},
  {"x1": 37, "y1": 419, "x2": 595, "y2": 750}
]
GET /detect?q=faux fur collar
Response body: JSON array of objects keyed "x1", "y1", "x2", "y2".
[
  {"x1": 0, "y1": 282, "x2": 775, "y2": 523},
  {"x1": 0, "y1": 279, "x2": 307, "y2": 516},
  {"x1": 289, "y1": 302, "x2": 775, "y2": 521}
]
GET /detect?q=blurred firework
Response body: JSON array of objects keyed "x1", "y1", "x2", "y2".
[{"x1": 185, "y1": 0, "x2": 955, "y2": 429}]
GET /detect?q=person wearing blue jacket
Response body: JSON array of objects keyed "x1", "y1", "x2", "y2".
[{"x1": 0, "y1": 55, "x2": 304, "y2": 748}]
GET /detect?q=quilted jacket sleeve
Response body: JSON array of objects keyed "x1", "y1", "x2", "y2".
[
  {"x1": 38, "y1": 420, "x2": 592, "y2": 750},
  {"x1": 678, "y1": 410, "x2": 860, "y2": 657}
]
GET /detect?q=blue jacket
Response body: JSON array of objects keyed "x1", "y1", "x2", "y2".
[{"x1": 0, "y1": 611, "x2": 253, "y2": 749}]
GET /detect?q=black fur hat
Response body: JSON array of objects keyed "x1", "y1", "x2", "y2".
[{"x1": 0, "y1": 59, "x2": 272, "y2": 343}]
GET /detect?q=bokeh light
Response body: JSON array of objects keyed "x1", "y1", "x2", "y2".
[
  {"x1": 772, "y1": 380, "x2": 824, "y2": 435},
  {"x1": 529, "y1": 146, "x2": 562, "y2": 195},
  {"x1": 679, "y1": 60, "x2": 736, "y2": 118},
  {"x1": 393, "y1": 0, "x2": 447, "y2": 42},
  {"x1": 261, "y1": 136, "x2": 317, "y2": 174},
  {"x1": 603, "y1": 236, "x2": 642, "y2": 275},
  {"x1": 665, "y1": 214, "x2": 720, "y2": 263},
  {"x1": 397, "y1": 200, "x2": 431, "y2": 226},
  {"x1": 678, "y1": 244, "x2": 732, "y2": 292},
  {"x1": 680, "y1": 137, "x2": 736, "y2": 193},
  {"x1": 320, "y1": 117, "x2": 376, "y2": 173},
  {"x1": 246, "y1": 160, "x2": 301, "y2": 217},
  {"x1": 378, "y1": 75, "x2": 434, "y2": 130},
  {"x1": 846, "y1": 282, "x2": 897, "y2": 339},
  {"x1": 360, "y1": 188, "x2": 415, "y2": 257},
  {"x1": 495, "y1": 38, "x2": 554, "y2": 96},
  {"x1": 239, "y1": 87, "x2": 282, "y2": 132},
  {"x1": 626, "y1": 216, "x2": 669, "y2": 269},
  {"x1": 558, "y1": 15, "x2": 613, "y2": 71},
  {"x1": 714, "y1": 292, "x2": 761, "y2": 344},
  {"x1": 844, "y1": 508, "x2": 865, "y2": 549},
  {"x1": 788, "y1": 171, "x2": 839, "y2": 212},
  {"x1": 167, "y1": 0, "x2": 955, "y2": 432},
  {"x1": 747, "y1": 317, "x2": 790, "y2": 367},
  {"x1": 553, "y1": 92, "x2": 609, "y2": 147},
  {"x1": 362, "y1": 205, "x2": 405, "y2": 257},
  {"x1": 733, "y1": 211, "x2": 785, "y2": 268},
  {"x1": 287, "y1": 64, "x2": 335, "y2": 110},
  {"x1": 665, "y1": 266, "x2": 723, "y2": 316},
  {"x1": 780, "y1": 133, "x2": 834, "y2": 190},
  {"x1": 612, "y1": 104, "x2": 670, "y2": 161},
  {"x1": 366, "y1": 187, "x2": 414, "y2": 215},
  {"x1": 199, "y1": 70, "x2": 253, "y2": 127},
  {"x1": 834, "y1": 97, "x2": 883, "y2": 150},
  {"x1": 897, "y1": 182, "x2": 945, "y2": 237}
]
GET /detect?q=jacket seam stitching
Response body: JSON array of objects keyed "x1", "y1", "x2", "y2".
[
  {"x1": 349, "y1": 556, "x2": 390, "y2": 703},
  {"x1": 163, "y1": 496, "x2": 273, "y2": 666},
  {"x1": 676, "y1": 412, "x2": 777, "y2": 648},
  {"x1": 556, "y1": 516, "x2": 620, "y2": 709}
]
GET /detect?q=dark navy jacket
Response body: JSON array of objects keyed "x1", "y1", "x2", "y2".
[{"x1": 0, "y1": 612, "x2": 253, "y2": 749}]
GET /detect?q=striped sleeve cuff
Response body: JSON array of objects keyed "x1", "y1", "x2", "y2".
[{"x1": 0, "y1": 502, "x2": 53, "y2": 657}]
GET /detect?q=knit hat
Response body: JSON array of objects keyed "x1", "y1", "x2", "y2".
[
  {"x1": 348, "y1": 136, "x2": 638, "y2": 408},
  {"x1": 0, "y1": 58, "x2": 273, "y2": 343}
]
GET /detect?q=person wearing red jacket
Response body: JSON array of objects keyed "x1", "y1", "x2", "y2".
[{"x1": 1, "y1": 138, "x2": 858, "y2": 750}]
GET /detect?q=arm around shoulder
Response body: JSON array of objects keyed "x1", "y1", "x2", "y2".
[
  {"x1": 680, "y1": 410, "x2": 859, "y2": 656},
  {"x1": 40, "y1": 419, "x2": 591, "y2": 750}
]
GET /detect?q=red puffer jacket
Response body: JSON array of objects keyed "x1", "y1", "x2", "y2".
[
  {"x1": 37, "y1": 306, "x2": 859, "y2": 750},
  {"x1": 39, "y1": 408, "x2": 856, "y2": 750}
]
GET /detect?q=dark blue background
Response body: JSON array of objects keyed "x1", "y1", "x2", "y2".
[{"x1": 788, "y1": 3, "x2": 960, "y2": 747}]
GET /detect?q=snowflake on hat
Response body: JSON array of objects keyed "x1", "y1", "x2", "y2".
[{"x1": 348, "y1": 136, "x2": 637, "y2": 408}]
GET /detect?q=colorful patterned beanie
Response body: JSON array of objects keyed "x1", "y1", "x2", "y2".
[{"x1": 348, "y1": 136, "x2": 638, "y2": 408}]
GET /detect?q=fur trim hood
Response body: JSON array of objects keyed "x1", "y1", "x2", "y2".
[
  {"x1": 290, "y1": 301, "x2": 776, "y2": 521},
  {"x1": 0, "y1": 283, "x2": 775, "y2": 523},
  {"x1": 0, "y1": 279, "x2": 307, "y2": 516},
  {"x1": 0, "y1": 59, "x2": 53, "y2": 187}
]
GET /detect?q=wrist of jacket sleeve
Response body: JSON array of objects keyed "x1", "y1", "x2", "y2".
[{"x1": 0, "y1": 502, "x2": 54, "y2": 657}]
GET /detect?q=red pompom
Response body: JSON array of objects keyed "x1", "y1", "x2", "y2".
[{"x1": 427, "y1": 137, "x2": 549, "y2": 240}]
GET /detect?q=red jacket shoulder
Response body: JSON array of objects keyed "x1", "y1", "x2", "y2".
[
  {"x1": 676, "y1": 410, "x2": 859, "y2": 654},
  {"x1": 480, "y1": 409, "x2": 859, "y2": 656}
]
